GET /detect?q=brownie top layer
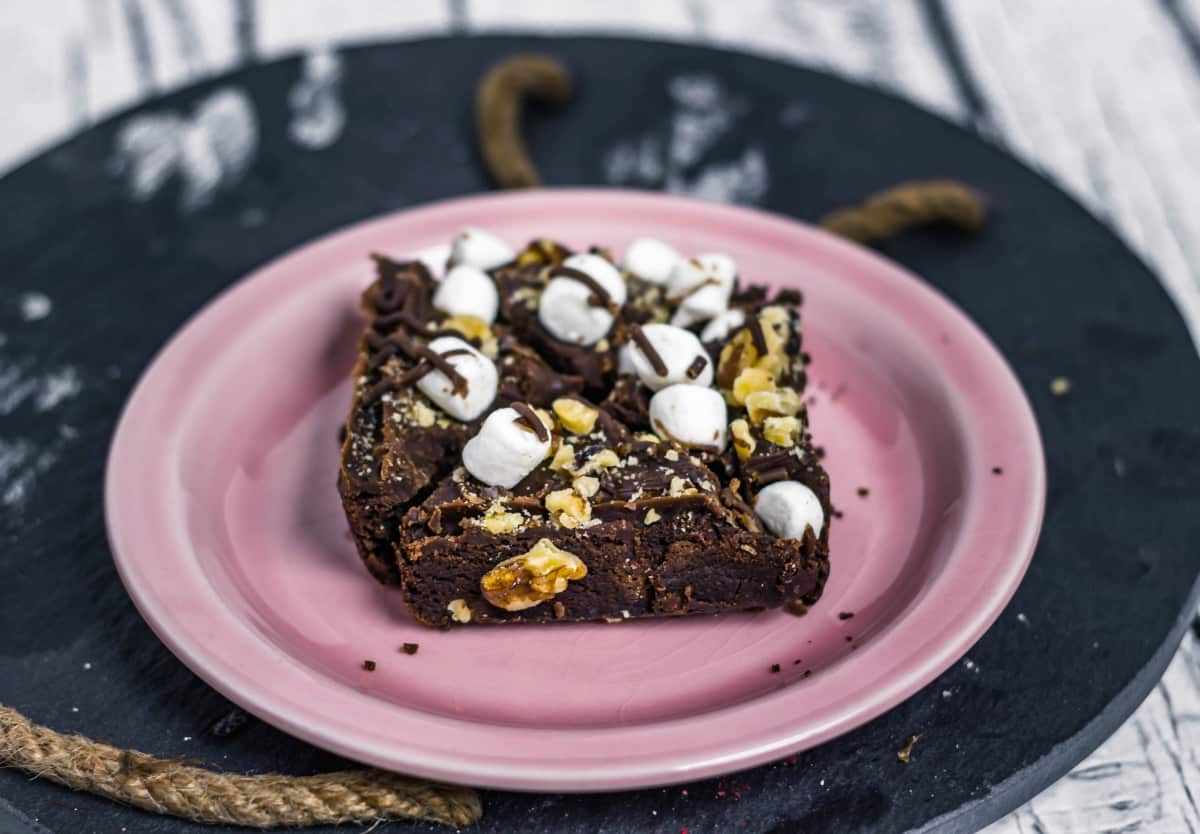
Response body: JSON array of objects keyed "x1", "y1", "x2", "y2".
[{"x1": 338, "y1": 229, "x2": 832, "y2": 621}]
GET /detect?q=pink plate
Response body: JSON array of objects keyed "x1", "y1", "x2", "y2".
[{"x1": 106, "y1": 189, "x2": 1044, "y2": 791}]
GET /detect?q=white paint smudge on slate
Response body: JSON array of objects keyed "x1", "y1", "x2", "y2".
[
  {"x1": 289, "y1": 46, "x2": 345, "y2": 149},
  {"x1": 18, "y1": 292, "x2": 51, "y2": 321},
  {"x1": 604, "y1": 74, "x2": 769, "y2": 205},
  {"x1": 110, "y1": 86, "x2": 257, "y2": 210}
]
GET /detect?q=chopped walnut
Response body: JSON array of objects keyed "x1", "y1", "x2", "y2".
[
  {"x1": 730, "y1": 418, "x2": 756, "y2": 459},
  {"x1": 441, "y1": 314, "x2": 498, "y2": 358},
  {"x1": 668, "y1": 476, "x2": 696, "y2": 497},
  {"x1": 644, "y1": 508, "x2": 662, "y2": 525},
  {"x1": 731, "y1": 367, "x2": 775, "y2": 406},
  {"x1": 550, "y1": 443, "x2": 576, "y2": 471},
  {"x1": 573, "y1": 475, "x2": 600, "y2": 499},
  {"x1": 553, "y1": 397, "x2": 599, "y2": 435},
  {"x1": 745, "y1": 387, "x2": 803, "y2": 425},
  {"x1": 573, "y1": 448, "x2": 620, "y2": 475},
  {"x1": 763, "y1": 415, "x2": 801, "y2": 447},
  {"x1": 546, "y1": 488, "x2": 592, "y2": 528},
  {"x1": 480, "y1": 539, "x2": 587, "y2": 611},
  {"x1": 664, "y1": 449, "x2": 680, "y2": 462},
  {"x1": 447, "y1": 598, "x2": 473, "y2": 623},
  {"x1": 411, "y1": 399, "x2": 437, "y2": 428},
  {"x1": 472, "y1": 500, "x2": 525, "y2": 534}
]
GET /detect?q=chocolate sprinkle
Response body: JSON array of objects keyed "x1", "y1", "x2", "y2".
[
  {"x1": 745, "y1": 313, "x2": 769, "y2": 356},
  {"x1": 754, "y1": 466, "x2": 791, "y2": 486},
  {"x1": 685, "y1": 354, "x2": 709, "y2": 380},
  {"x1": 400, "y1": 643, "x2": 419, "y2": 655},
  {"x1": 551, "y1": 265, "x2": 612, "y2": 308},
  {"x1": 511, "y1": 401, "x2": 550, "y2": 442},
  {"x1": 629, "y1": 324, "x2": 668, "y2": 377}
]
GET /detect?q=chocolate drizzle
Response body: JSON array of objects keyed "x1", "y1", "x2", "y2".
[
  {"x1": 686, "y1": 355, "x2": 709, "y2": 380},
  {"x1": 628, "y1": 324, "x2": 668, "y2": 377},
  {"x1": 510, "y1": 401, "x2": 550, "y2": 441},
  {"x1": 365, "y1": 330, "x2": 470, "y2": 395},
  {"x1": 745, "y1": 313, "x2": 769, "y2": 356},
  {"x1": 550, "y1": 265, "x2": 612, "y2": 309}
]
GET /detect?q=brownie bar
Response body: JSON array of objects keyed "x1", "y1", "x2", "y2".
[{"x1": 338, "y1": 234, "x2": 831, "y2": 627}]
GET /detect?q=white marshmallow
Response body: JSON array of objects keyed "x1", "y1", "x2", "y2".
[
  {"x1": 433, "y1": 264, "x2": 499, "y2": 324},
  {"x1": 462, "y1": 406, "x2": 552, "y2": 488},
  {"x1": 448, "y1": 227, "x2": 514, "y2": 271},
  {"x1": 667, "y1": 253, "x2": 737, "y2": 325},
  {"x1": 628, "y1": 323, "x2": 714, "y2": 390},
  {"x1": 617, "y1": 342, "x2": 638, "y2": 376},
  {"x1": 622, "y1": 237, "x2": 681, "y2": 285},
  {"x1": 755, "y1": 481, "x2": 825, "y2": 540},
  {"x1": 415, "y1": 336, "x2": 498, "y2": 422},
  {"x1": 537, "y1": 253, "x2": 627, "y2": 346},
  {"x1": 700, "y1": 308, "x2": 747, "y2": 343},
  {"x1": 648, "y1": 384, "x2": 728, "y2": 451}
]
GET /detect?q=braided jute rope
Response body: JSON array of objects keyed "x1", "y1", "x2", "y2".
[
  {"x1": 0, "y1": 706, "x2": 481, "y2": 828},
  {"x1": 819, "y1": 179, "x2": 987, "y2": 243}
]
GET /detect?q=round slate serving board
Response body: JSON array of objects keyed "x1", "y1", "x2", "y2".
[{"x1": 1, "y1": 35, "x2": 1198, "y2": 834}]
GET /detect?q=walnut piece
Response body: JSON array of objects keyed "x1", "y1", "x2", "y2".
[
  {"x1": 644, "y1": 508, "x2": 662, "y2": 525},
  {"x1": 546, "y1": 488, "x2": 591, "y2": 528},
  {"x1": 447, "y1": 598, "x2": 473, "y2": 623},
  {"x1": 745, "y1": 387, "x2": 803, "y2": 425},
  {"x1": 763, "y1": 415, "x2": 801, "y2": 447},
  {"x1": 552, "y1": 397, "x2": 599, "y2": 435},
  {"x1": 549, "y1": 442, "x2": 576, "y2": 471},
  {"x1": 731, "y1": 367, "x2": 775, "y2": 406},
  {"x1": 480, "y1": 539, "x2": 587, "y2": 611},
  {"x1": 472, "y1": 499, "x2": 525, "y2": 534},
  {"x1": 730, "y1": 418, "x2": 756, "y2": 459},
  {"x1": 441, "y1": 314, "x2": 498, "y2": 358}
]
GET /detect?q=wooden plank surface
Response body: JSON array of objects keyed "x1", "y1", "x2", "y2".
[{"x1": 1, "y1": 2, "x2": 1197, "y2": 831}]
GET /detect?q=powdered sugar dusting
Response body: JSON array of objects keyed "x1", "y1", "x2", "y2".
[
  {"x1": 19, "y1": 293, "x2": 52, "y2": 321},
  {"x1": 111, "y1": 87, "x2": 258, "y2": 211},
  {"x1": 604, "y1": 74, "x2": 769, "y2": 205}
]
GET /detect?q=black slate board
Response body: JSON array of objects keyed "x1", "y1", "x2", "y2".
[{"x1": 1, "y1": 35, "x2": 1198, "y2": 834}]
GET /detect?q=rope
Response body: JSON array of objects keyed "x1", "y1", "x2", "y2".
[
  {"x1": 819, "y1": 179, "x2": 987, "y2": 243},
  {"x1": 475, "y1": 53, "x2": 572, "y2": 189},
  {"x1": 0, "y1": 705, "x2": 481, "y2": 829}
]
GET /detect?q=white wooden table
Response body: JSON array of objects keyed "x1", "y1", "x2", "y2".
[{"x1": 3, "y1": 2, "x2": 1198, "y2": 831}]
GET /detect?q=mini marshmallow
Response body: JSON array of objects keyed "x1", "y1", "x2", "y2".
[
  {"x1": 700, "y1": 308, "x2": 747, "y2": 343},
  {"x1": 667, "y1": 253, "x2": 737, "y2": 326},
  {"x1": 462, "y1": 406, "x2": 552, "y2": 488},
  {"x1": 448, "y1": 227, "x2": 514, "y2": 271},
  {"x1": 415, "y1": 336, "x2": 498, "y2": 422},
  {"x1": 622, "y1": 237, "x2": 682, "y2": 285},
  {"x1": 433, "y1": 264, "x2": 500, "y2": 324},
  {"x1": 755, "y1": 481, "x2": 825, "y2": 540},
  {"x1": 628, "y1": 323, "x2": 714, "y2": 390},
  {"x1": 617, "y1": 342, "x2": 638, "y2": 376},
  {"x1": 648, "y1": 384, "x2": 728, "y2": 451},
  {"x1": 537, "y1": 253, "x2": 627, "y2": 346}
]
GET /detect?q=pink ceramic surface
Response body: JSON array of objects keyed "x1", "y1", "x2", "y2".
[{"x1": 106, "y1": 189, "x2": 1044, "y2": 791}]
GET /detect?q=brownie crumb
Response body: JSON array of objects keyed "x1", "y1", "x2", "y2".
[
  {"x1": 844, "y1": 635, "x2": 854, "y2": 642},
  {"x1": 832, "y1": 508, "x2": 844, "y2": 519},
  {"x1": 837, "y1": 611, "x2": 854, "y2": 620},
  {"x1": 793, "y1": 659, "x2": 803, "y2": 665},
  {"x1": 992, "y1": 466, "x2": 1003, "y2": 475},
  {"x1": 361, "y1": 660, "x2": 376, "y2": 671},
  {"x1": 814, "y1": 446, "x2": 826, "y2": 459},
  {"x1": 803, "y1": 669, "x2": 812, "y2": 678},
  {"x1": 897, "y1": 734, "x2": 920, "y2": 764},
  {"x1": 553, "y1": 601, "x2": 566, "y2": 620},
  {"x1": 400, "y1": 643, "x2": 419, "y2": 655},
  {"x1": 770, "y1": 664, "x2": 781, "y2": 673},
  {"x1": 784, "y1": 600, "x2": 809, "y2": 617},
  {"x1": 856, "y1": 487, "x2": 869, "y2": 497}
]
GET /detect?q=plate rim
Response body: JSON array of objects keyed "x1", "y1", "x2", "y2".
[{"x1": 105, "y1": 187, "x2": 1046, "y2": 791}]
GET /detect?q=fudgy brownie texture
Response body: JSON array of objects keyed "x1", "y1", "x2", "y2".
[{"x1": 338, "y1": 240, "x2": 831, "y2": 627}]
